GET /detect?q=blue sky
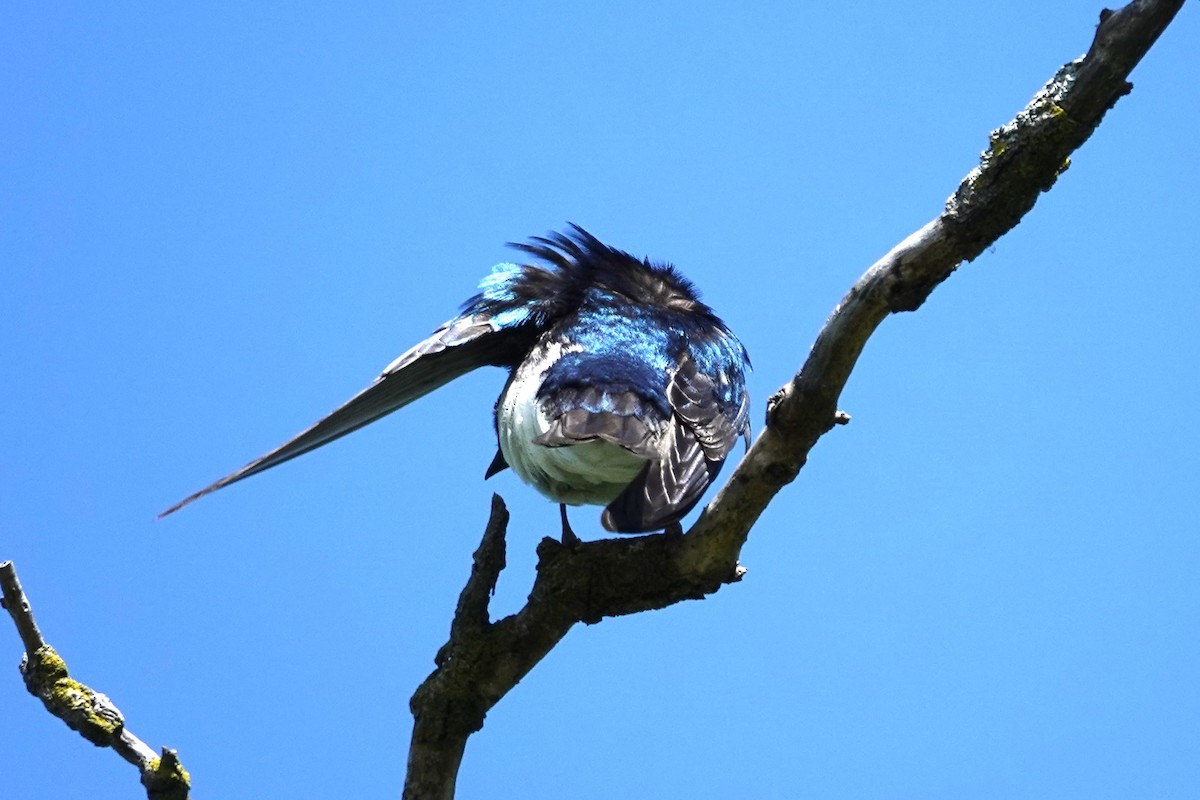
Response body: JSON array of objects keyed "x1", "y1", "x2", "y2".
[{"x1": 3, "y1": 3, "x2": 1198, "y2": 798}]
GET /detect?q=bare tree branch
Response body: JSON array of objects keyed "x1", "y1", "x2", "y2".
[
  {"x1": 0, "y1": 561, "x2": 192, "y2": 800},
  {"x1": 402, "y1": 1, "x2": 1188, "y2": 796}
]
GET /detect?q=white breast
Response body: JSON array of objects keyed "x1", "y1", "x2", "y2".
[{"x1": 497, "y1": 341, "x2": 647, "y2": 506}]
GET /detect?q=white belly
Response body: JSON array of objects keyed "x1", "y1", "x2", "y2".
[{"x1": 497, "y1": 343, "x2": 646, "y2": 506}]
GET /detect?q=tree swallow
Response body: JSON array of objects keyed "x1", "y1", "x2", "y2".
[{"x1": 161, "y1": 225, "x2": 750, "y2": 537}]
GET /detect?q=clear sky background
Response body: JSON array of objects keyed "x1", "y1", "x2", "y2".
[{"x1": 3, "y1": 3, "x2": 1198, "y2": 798}]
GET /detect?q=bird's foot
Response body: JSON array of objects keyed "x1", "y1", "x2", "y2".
[
  {"x1": 559, "y1": 504, "x2": 582, "y2": 547},
  {"x1": 664, "y1": 521, "x2": 684, "y2": 537}
]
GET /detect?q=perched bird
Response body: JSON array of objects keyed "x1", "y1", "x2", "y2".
[{"x1": 161, "y1": 225, "x2": 750, "y2": 537}]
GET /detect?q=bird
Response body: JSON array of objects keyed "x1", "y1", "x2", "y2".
[{"x1": 160, "y1": 225, "x2": 750, "y2": 538}]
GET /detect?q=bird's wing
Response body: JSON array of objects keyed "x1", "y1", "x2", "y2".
[
  {"x1": 601, "y1": 354, "x2": 748, "y2": 533},
  {"x1": 159, "y1": 315, "x2": 529, "y2": 517}
]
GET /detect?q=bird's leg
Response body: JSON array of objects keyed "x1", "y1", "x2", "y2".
[
  {"x1": 559, "y1": 504, "x2": 582, "y2": 546},
  {"x1": 664, "y1": 521, "x2": 684, "y2": 537}
]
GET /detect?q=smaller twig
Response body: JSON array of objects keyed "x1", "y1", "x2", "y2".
[
  {"x1": 0, "y1": 559, "x2": 46, "y2": 653},
  {"x1": 449, "y1": 494, "x2": 509, "y2": 639},
  {"x1": 0, "y1": 561, "x2": 191, "y2": 800}
]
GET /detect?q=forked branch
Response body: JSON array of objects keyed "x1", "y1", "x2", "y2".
[{"x1": 402, "y1": 2, "x2": 1188, "y2": 797}]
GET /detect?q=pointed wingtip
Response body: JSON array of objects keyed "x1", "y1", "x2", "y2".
[
  {"x1": 157, "y1": 502, "x2": 185, "y2": 520},
  {"x1": 156, "y1": 489, "x2": 207, "y2": 520},
  {"x1": 157, "y1": 473, "x2": 241, "y2": 519}
]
